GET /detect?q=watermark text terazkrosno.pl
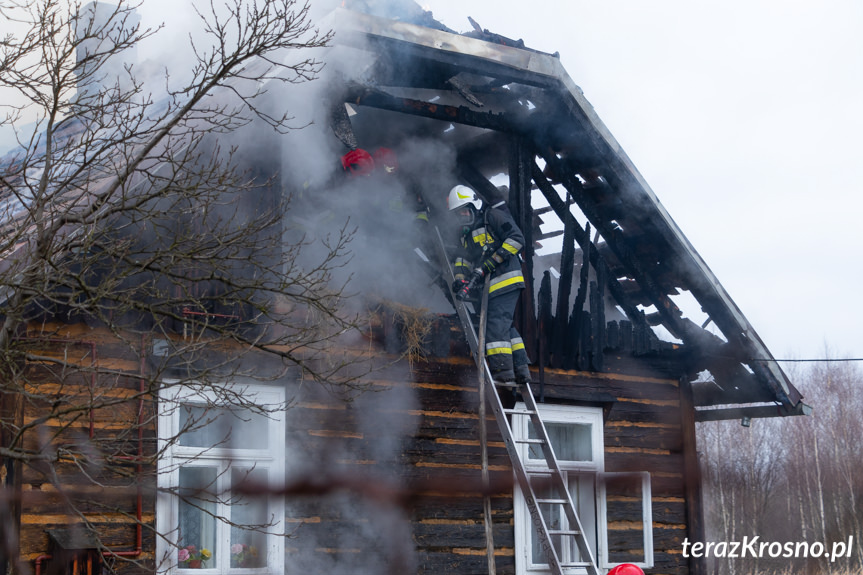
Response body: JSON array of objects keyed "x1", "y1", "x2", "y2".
[{"x1": 682, "y1": 536, "x2": 854, "y2": 562}]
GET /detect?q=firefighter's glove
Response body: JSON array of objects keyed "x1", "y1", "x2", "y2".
[
  {"x1": 480, "y1": 258, "x2": 496, "y2": 274},
  {"x1": 481, "y1": 248, "x2": 507, "y2": 274}
]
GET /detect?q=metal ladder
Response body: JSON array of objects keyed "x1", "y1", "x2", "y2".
[{"x1": 434, "y1": 227, "x2": 600, "y2": 575}]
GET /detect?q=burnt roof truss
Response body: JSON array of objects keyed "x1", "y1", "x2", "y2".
[{"x1": 327, "y1": 8, "x2": 809, "y2": 420}]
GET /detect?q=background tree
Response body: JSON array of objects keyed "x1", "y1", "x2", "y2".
[
  {"x1": 0, "y1": 0, "x2": 380, "y2": 572},
  {"x1": 698, "y1": 357, "x2": 863, "y2": 575}
]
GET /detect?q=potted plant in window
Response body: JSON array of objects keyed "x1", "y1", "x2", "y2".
[
  {"x1": 178, "y1": 545, "x2": 212, "y2": 568},
  {"x1": 230, "y1": 543, "x2": 259, "y2": 567}
]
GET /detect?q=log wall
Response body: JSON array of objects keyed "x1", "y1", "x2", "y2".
[
  {"x1": 6, "y1": 322, "x2": 695, "y2": 575},
  {"x1": 8, "y1": 325, "x2": 155, "y2": 575},
  {"x1": 284, "y1": 350, "x2": 693, "y2": 575}
]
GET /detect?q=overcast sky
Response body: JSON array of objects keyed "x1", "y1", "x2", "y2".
[
  {"x1": 421, "y1": 0, "x2": 863, "y2": 362},
  {"x1": 3, "y1": 0, "x2": 860, "y2": 362}
]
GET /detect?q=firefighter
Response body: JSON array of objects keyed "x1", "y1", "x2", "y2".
[
  {"x1": 340, "y1": 147, "x2": 429, "y2": 223},
  {"x1": 447, "y1": 184, "x2": 530, "y2": 384},
  {"x1": 606, "y1": 564, "x2": 645, "y2": 575},
  {"x1": 340, "y1": 148, "x2": 376, "y2": 177},
  {"x1": 372, "y1": 147, "x2": 430, "y2": 225}
]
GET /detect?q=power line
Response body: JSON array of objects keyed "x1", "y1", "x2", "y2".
[{"x1": 753, "y1": 358, "x2": 863, "y2": 363}]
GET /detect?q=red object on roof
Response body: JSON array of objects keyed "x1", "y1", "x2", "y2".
[{"x1": 341, "y1": 148, "x2": 375, "y2": 177}]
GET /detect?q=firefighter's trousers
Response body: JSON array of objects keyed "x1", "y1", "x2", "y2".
[{"x1": 483, "y1": 288, "x2": 530, "y2": 383}]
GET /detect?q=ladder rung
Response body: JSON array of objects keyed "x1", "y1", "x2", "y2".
[
  {"x1": 495, "y1": 381, "x2": 520, "y2": 388},
  {"x1": 503, "y1": 408, "x2": 536, "y2": 415},
  {"x1": 435, "y1": 228, "x2": 600, "y2": 575}
]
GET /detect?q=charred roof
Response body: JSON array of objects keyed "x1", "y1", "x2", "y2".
[{"x1": 326, "y1": 5, "x2": 809, "y2": 421}]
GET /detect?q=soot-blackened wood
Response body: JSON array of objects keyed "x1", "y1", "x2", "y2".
[
  {"x1": 606, "y1": 320, "x2": 620, "y2": 350},
  {"x1": 414, "y1": 414, "x2": 485, "y2": 443},
  {"x1": 652, "y1": 522, "x2": 689, "y2": 548},
  {"x1": 605, "y1": 451, "x2": 685, "y2": 475},
  {"x1": 20, "y1": 521, "x2": 154, "y2": 557},
  {"x1": 347, "y1": 84, "x2": 518, "y2": 134},
  {"x1": 569, "y1": 223, "x2": 590, "y2": 371},
  {"x1": 545, "y1": 154, "x2": 695, "y2": 347},
  {"x1": 1, "y1": 374, "x2": 24, "y2": 571},
  {"x1": 416, "y1": 551, "x2": 515, "y2": 575},
  {"x1": 410, "y1": 495, "x2": 513, "y2": 522},
  {"x1": 553, "y1": 196, "x2": 576, "y2": 370},
  {"x1": 605, "y1": 401, "x2": 682, "y2": 426},
  {"x1": 679, "y1": 376, "x2": 706, "y2": 575},
  {"x1": 531, "y1": 160, "x2": 647, "y2": 335},
  {"x1": 650, "y1": 553, "x2": 689, "y2": 575},
  {"x1": 620, "y1": 320, "x2": 633, "y2": 352},
  {"x1": 605, "y1": 425, "x2": 683, "y2": 451},
  {"x1": 537, "y1": 271, "x2": 552, "y2": 401},
  {"x1": 22, "y1": 485, "x2": 152, "y2": 516},
  {"x1": 589, "y1": 280, "x2": 602, "y2": 372},
  {"x1": 538, "y1": 369, "x2": 680, "y2": 401},
  {"x1": 648, "y1": 499, "x2": 688, "y2": 525},
  {"x1": 592, "y1": 260, "x2": 607, "y2": 371},
  {"x1": 577, "y1": 311, "x2": 591, "y2": 372},
  {"x1": 457, "y1": 162, "x2": 508, "y2": 207},
  {"x1": 412, "y1": 386, "x2": 479, "y2": 413},
  {"x1": 510, "y1": 140, "x2": 539, "y2": 361},
  {"x1": 404, "y1": 437, "x2": 509, "y2": 467},
  {"x1": 413, "y1": 522, "x2": 515, "y2": 549}
]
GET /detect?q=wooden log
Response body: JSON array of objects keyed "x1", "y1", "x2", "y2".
[
  {"x1": 415, "y1": 550, "x2": 516, "y2": 575},
  {"x1": 537, "y1": 271, "x2": 552, "y2": 400},
  {"x1": 509, "y1": 140, "x2": 538, "y2": 362},
  {"x1": 553, "y1": 197, "x2": 577, "y2": 369}
]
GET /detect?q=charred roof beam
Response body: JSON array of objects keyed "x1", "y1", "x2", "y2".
[
  {"x1": 334, "y1": 6, "x2": 805, "y2": 415},
  {"x1": 538, "y1": 154, "x2": 689, "y2": 331},
  {"x1": 541, "y1": 79, "x2": 804, "y2": 412},
  {"x1": 695, "y1": 401, "x2": 812, "y2": 423},
  {"x1": 344, "y1": 83, "x2": 524, "y2": 133},
  {"x1": 539, "y1": 152, "x2": 802, "y2": 411},
  {"x1": 329, "y1": 9, "x2": 563, "y2": 92},
  {"x1": 530, "y1": 160, "x2": 646, "y2": 328},
  {"x1": 533, "y1": 155, "x2": 775, "y2": 395}
]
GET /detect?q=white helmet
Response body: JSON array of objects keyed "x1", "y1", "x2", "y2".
[{"x1": 447, "y1": 184, "x2": 483, "y2": 211}]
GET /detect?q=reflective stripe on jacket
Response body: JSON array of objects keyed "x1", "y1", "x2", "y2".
[{"x1": 456, "y1": 205, "x2": 526, "y2": 296}]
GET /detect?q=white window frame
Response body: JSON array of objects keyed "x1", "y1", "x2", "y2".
[
  {"x1": 597, "y1": 471, "x2": 653, "y2": 570},
  {"x1": 155, "y1": 381, "x2": 286, "y2": 575},
  {"x1": 512, "y1": 403, "x2": 653, "y2": 574}
]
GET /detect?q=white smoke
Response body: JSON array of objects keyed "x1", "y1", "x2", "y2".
[{"x1": 129, "y1": 1, "x2": 456, "y2": 572}]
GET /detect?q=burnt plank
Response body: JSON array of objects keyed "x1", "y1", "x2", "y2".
[{"x1": 416, "y1": 550, "x2": 516, "y2": 575}]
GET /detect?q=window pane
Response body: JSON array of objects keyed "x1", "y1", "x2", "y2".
[
  {"x1": 567, "y1": 474, "x2": 595, "y2": 563},
  {"x1": 178, "y1": 467, "x2": 218, "y2": 569},
  {"x1": 528, "y1": 421, "x2": 592, "y2": 462},
  {"x1": 179, "y1": 405, "x2": 269, "y2": 449},
  {"x1": 230, "y1": 467, "x2": 269, "y2": 569},
  {"x1": 604, "y1": 474, "x2": 648, "y2": 565},
  {"x1": 528, "y1": 474, "x2": 596, "y2": 567},
  {"x1": 529, "y1": 477, "x2": 563, "y2": 565}
]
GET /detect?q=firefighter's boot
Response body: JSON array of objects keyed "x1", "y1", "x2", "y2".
[
  {"x1": 487, "y1": 355, "x2": 515, "y2": 385},
  {"x1": 487, "y1": 353, "x2": 516, "y2": 409},
  {"x1": 515, "y1": 363, "x2": 531, "y2": 385}
]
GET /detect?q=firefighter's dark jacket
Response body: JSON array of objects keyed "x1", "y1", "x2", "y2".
[{"x1": 454, "y1": 206, "x2": 525, "y2": 296}]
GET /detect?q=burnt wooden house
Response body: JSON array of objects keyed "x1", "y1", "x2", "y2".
[{"x1": 1, "y1": 3, "x2": 809, "y2": 575}]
